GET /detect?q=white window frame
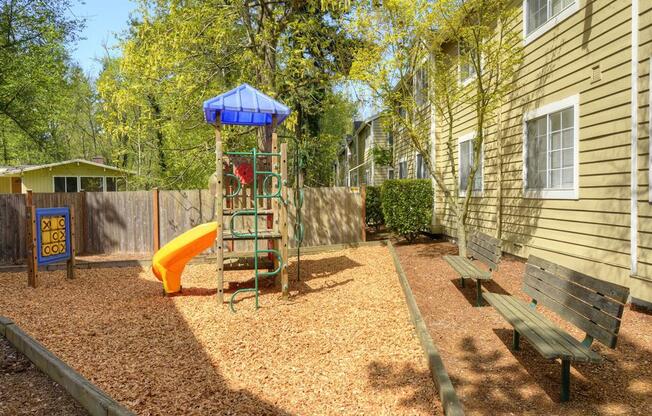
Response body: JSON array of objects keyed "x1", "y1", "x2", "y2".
[
  {"x1": 458, "y1": 132, "x2": 483, "y2": 197},
  {"x1": 388, "y1": 167, "x2": 394, "y2": 180},
  {"x1": 414, "y1": 65, "x2": 429, "y2": 107},
  {"x1": 398, "y1": 157, "x2": 408, "y2": 179},
  {"x1": 523, "y1": 0, "x2": 579, "y2": 46},
  {"x1": 364, "y1": 127, "x2": 372, "y2": 151},
  {"x1": 458, "y1": 42, "x2": 476, "y2": 87},
  {"x1": 53, "y1": 176, "x2": 79, "y2": 193},
  {"x1": 415, "y1": 152, "x2": 429, "y2": 179},
  {"x1": 52, "y1": 175, "x2": 122, "y2": 193},
  {"x1": 522, "y1": 94, "x2": 580, "y2": 200}
]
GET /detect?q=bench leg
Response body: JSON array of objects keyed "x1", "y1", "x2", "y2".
[
  {"x1": 512, "y1": 329, "x2": 520, "y2": 351},
  {"x1": 561, "y1": 358, "x2": 571, "y2": 402},
  {"x1": 460, "y1": 277, "x2": 465, "y2": 288},
  {"x1": 475, "y1": 280, "x2": 483, "y2": 307}
]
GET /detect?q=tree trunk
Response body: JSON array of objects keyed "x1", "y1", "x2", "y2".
[{"x1": 457, "y1": 214, "x2": 467, "y2": 257}]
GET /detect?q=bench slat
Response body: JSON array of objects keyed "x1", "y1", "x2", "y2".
[
  {"x1": 468, "y1": 241, "x2": 498, "y2": 270},
  {"x1": 523, "y1": 281, "x2": 619, "y2": 348},
  {"x1": 525, "y1": 267, "x2": 622, "y2": 333},
  {"x1": 483, "y1": 293, "x2": 565, "y2": 359},
  {"x1": 444, "y1": 255, "x2": 491, "y2": 279},
  {"x1": 484, "y1": 293, "x2": 602, "y2": 362},
  {"x1": 471, "y1": 233, "x2": 502, "y2": 257},
  {"x1": 506, "y1": 293, "x2": 602, "y2": 363},
  {"x1": 525, "y1": 264, "x2": 624, "y2": 318},
  {"x1": 528, "y1": 256, "x2": 629, "y2": 303}
]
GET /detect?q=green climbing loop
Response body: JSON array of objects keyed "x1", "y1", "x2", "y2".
[{"x1": 226, "y1": 148, "x2": 284, "y2": 312}]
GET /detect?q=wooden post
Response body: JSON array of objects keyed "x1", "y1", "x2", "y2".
[
  {"x1": 25, "y1": 190, "x2": 37, "y2": 288},
  {"x1": 361, "y1": 185, "x2": 367, "y2": 242},
  {"x1": 214, "y1": 115, "x2": 224, "y2": 305},
  {"x1": 270, "y1": 115, "x2": 279, "y2": 273},
  {"x1": 67, "y1": 206, "x2": 76, "y2": 279},
  {"x1": 80, "y1": 191, "x2": 87, "y2": 255},
  {"x1": 279, "y1": 142, "x2": 289, "y2": 297},
  {"x1": 152, "y1": 188, "x2": 160, "y2": 252}
]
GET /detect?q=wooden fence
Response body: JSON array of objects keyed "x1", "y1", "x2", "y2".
[{"x1": 0, "y1": 187, "x2": 364, "y2": 264}]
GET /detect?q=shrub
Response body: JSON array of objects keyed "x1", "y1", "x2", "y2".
[
  {"x1": 381, "y1": 179, "x2": 433, "y2": 242},
  {"x1": 365, "y1": 186, "x2": 384, "y2": 229}
]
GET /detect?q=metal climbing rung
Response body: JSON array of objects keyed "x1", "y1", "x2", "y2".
[{"x1": 227, "y1": 147, "x2": 285, "y2": 312}]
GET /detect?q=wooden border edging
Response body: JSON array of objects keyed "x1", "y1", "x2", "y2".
[
  {"x1": 0, "y1": 317, "x2": 134, "y2": 416},
  {"x1": 387, "y1": 241, "x2": 465, "y2": 416}
]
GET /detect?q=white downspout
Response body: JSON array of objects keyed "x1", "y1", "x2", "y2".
[{"x1": 631, "y1": 0, "x2": 639, "y2": 275}]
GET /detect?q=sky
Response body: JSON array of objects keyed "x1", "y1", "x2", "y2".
[{"x1": 68, "y1": 0, "x2": 137, "y2": 76}]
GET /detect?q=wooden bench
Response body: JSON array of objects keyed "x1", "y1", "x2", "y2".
[
  {"x1": 483, "y1": 256, "x2": 629, "y2": 402},
  {"x1": 443, "y1": 231, "x2": 501, "y2": 306}
]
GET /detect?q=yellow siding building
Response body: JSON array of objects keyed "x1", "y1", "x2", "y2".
[
  {"x1": 392, "y1": 0, "x2": 652, "y2": 305},
  {"x1": 0, "y1": 159, "x2": 130, "y2": 193}
]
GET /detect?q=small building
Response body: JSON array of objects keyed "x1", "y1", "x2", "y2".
[
  {"x1": 0, "y1": 158, "x2": 130, "y2": 194},
  {"x1": 336, "y1": 113, "x2": 393, "y2": 187}
]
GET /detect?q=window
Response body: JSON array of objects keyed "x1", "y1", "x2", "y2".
[
  {"x1": 364, "y1": 128, "x2": 372, "y2": 151},
  {"x1": 106, "y1": 177, "x2": 126, "y2": 192},
  {"x1": 458, "y1": 42, "x2": 476, "y2": 86},
  {"x1": 415, "y1": 154, "x2": 429, "y2": 179},
  {"x1": 414, "y1": 66, "x2": 429, "y2": 107},
  {"x1": 53, "y1": 176, "x2": 78, "y2": 193},
  {"x1": 350, "y1": 172, "x2": 358, "y2": 187},
  {"x1": 458, "y1": 133, "x2": 483, "y2": 196},
  {"x1": 524, "y1": 0, "x2": 578, "y2": 44},
  {"x1": 388, "y1": 168, "x2": 394, "y2": 180},
  {"x1": 387, "y1": 130, "x2": 393, "y2": 147},
  {"x1": 523, "y1": 95, "x2": 579, "y2": 199},
  {"x1": 80, "y1": 177, "x2": 103, "y2": 192},
  {"x1": 365, "y1": 167, "x2": 372, "y2": 185},
  {"x1": 398, "y1": 159, "x2": 408, "y2": 179}
]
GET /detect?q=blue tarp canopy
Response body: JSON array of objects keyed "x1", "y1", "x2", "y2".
[{"x1": 203, "y1": 83, "x2": 291, "y2": 126}]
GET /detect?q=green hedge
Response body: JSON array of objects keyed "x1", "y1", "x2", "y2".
[
  {"x1": 381, "y1": 179, "x2": 433, "y2": 242},
  {"x1": 365, "y1": 186, "x2": 384, "y2": 229}
]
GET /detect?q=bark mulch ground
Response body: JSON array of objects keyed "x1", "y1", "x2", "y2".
[
  {"x1": 0, "y1": 335, "x2": 87, "y2": 416},
  {"x1": 394, "y1": 237, "x2": 652, "y2": 416},
  {"x1": 0, "y1": 246, "x2": 439, "y2": 416}
]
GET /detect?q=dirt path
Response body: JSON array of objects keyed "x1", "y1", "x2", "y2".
[
  {"x1": 0, "y1": 336, "x2": 87, "y2": 416},
  {"x1": 394, "y1": 238, "x2": 652, "y2": 415}
]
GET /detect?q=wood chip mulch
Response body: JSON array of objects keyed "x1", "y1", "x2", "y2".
[
  {"x1": 394, "y1": 237, "x2": 652, "y2": 416},
  {"x1": 0, "y1": 246, "x2": 440, "y2": 416},
  {"x1": 0, "y1": 335, "x2": 87, "y2": 416}
]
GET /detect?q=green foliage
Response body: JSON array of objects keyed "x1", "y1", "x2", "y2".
[
  {"x1": 365, "y1": 186, "x2": 384, "y2": 229},
  {"x1": 371, "y1": 145, "x2": 392, "y2": 167},
  {"x1": 0, "y1": 0, "x2": 86, "y2": 164},
  {"x1": 381, "y1": 179, "x2": 432, "y2": 242},
  {"x1": 96, "y1": 0, "x2": 358, "y2": 189}
]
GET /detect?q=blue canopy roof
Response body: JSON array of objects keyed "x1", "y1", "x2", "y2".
[{"x1": 203, "y1": 83, "x2": 291, "y2": 126}]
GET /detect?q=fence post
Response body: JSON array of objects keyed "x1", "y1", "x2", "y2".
[
  {"x1": 67, "y1": 205, "x2": 76, "y2": 279},
  {"x1": 152, "y1": 188, "x2": 160, "y2": 252},
  {"x1": 361, "y1": 185, "x2": 367, "y2": 242},
  {"x1": 25, "y1": 190, "x2": 37, "y2": 288},
  {"x1": 79, "y1": 191, "x2": 87, "y2": 255}
]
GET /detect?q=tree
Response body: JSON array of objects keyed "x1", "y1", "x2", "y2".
[
  {"x1": 0, "y1": 0, "x2": 84, "y2": 164},
  {"x1": 350, "y1": 0, "x2": 522, "y2": 251},
  {"x1": 97, "y1": 0, "x2": 358, "y2": 189}
]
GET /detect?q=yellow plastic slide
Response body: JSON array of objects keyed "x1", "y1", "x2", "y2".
[{"x1": 151, "y1": 222, "x2": 218, "y2": 294}]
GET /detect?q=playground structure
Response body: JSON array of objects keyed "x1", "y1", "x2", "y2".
[{"x1": 152, "y1": 84, "x2": 293, "y2": 311}]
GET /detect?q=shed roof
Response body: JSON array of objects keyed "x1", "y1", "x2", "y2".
[
  {"x1": 0, "y1": 159, "x2": 132, "y2": 177},
  {"x1": 203, "y1": 83, "x2": 291, "y2": 126}
]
